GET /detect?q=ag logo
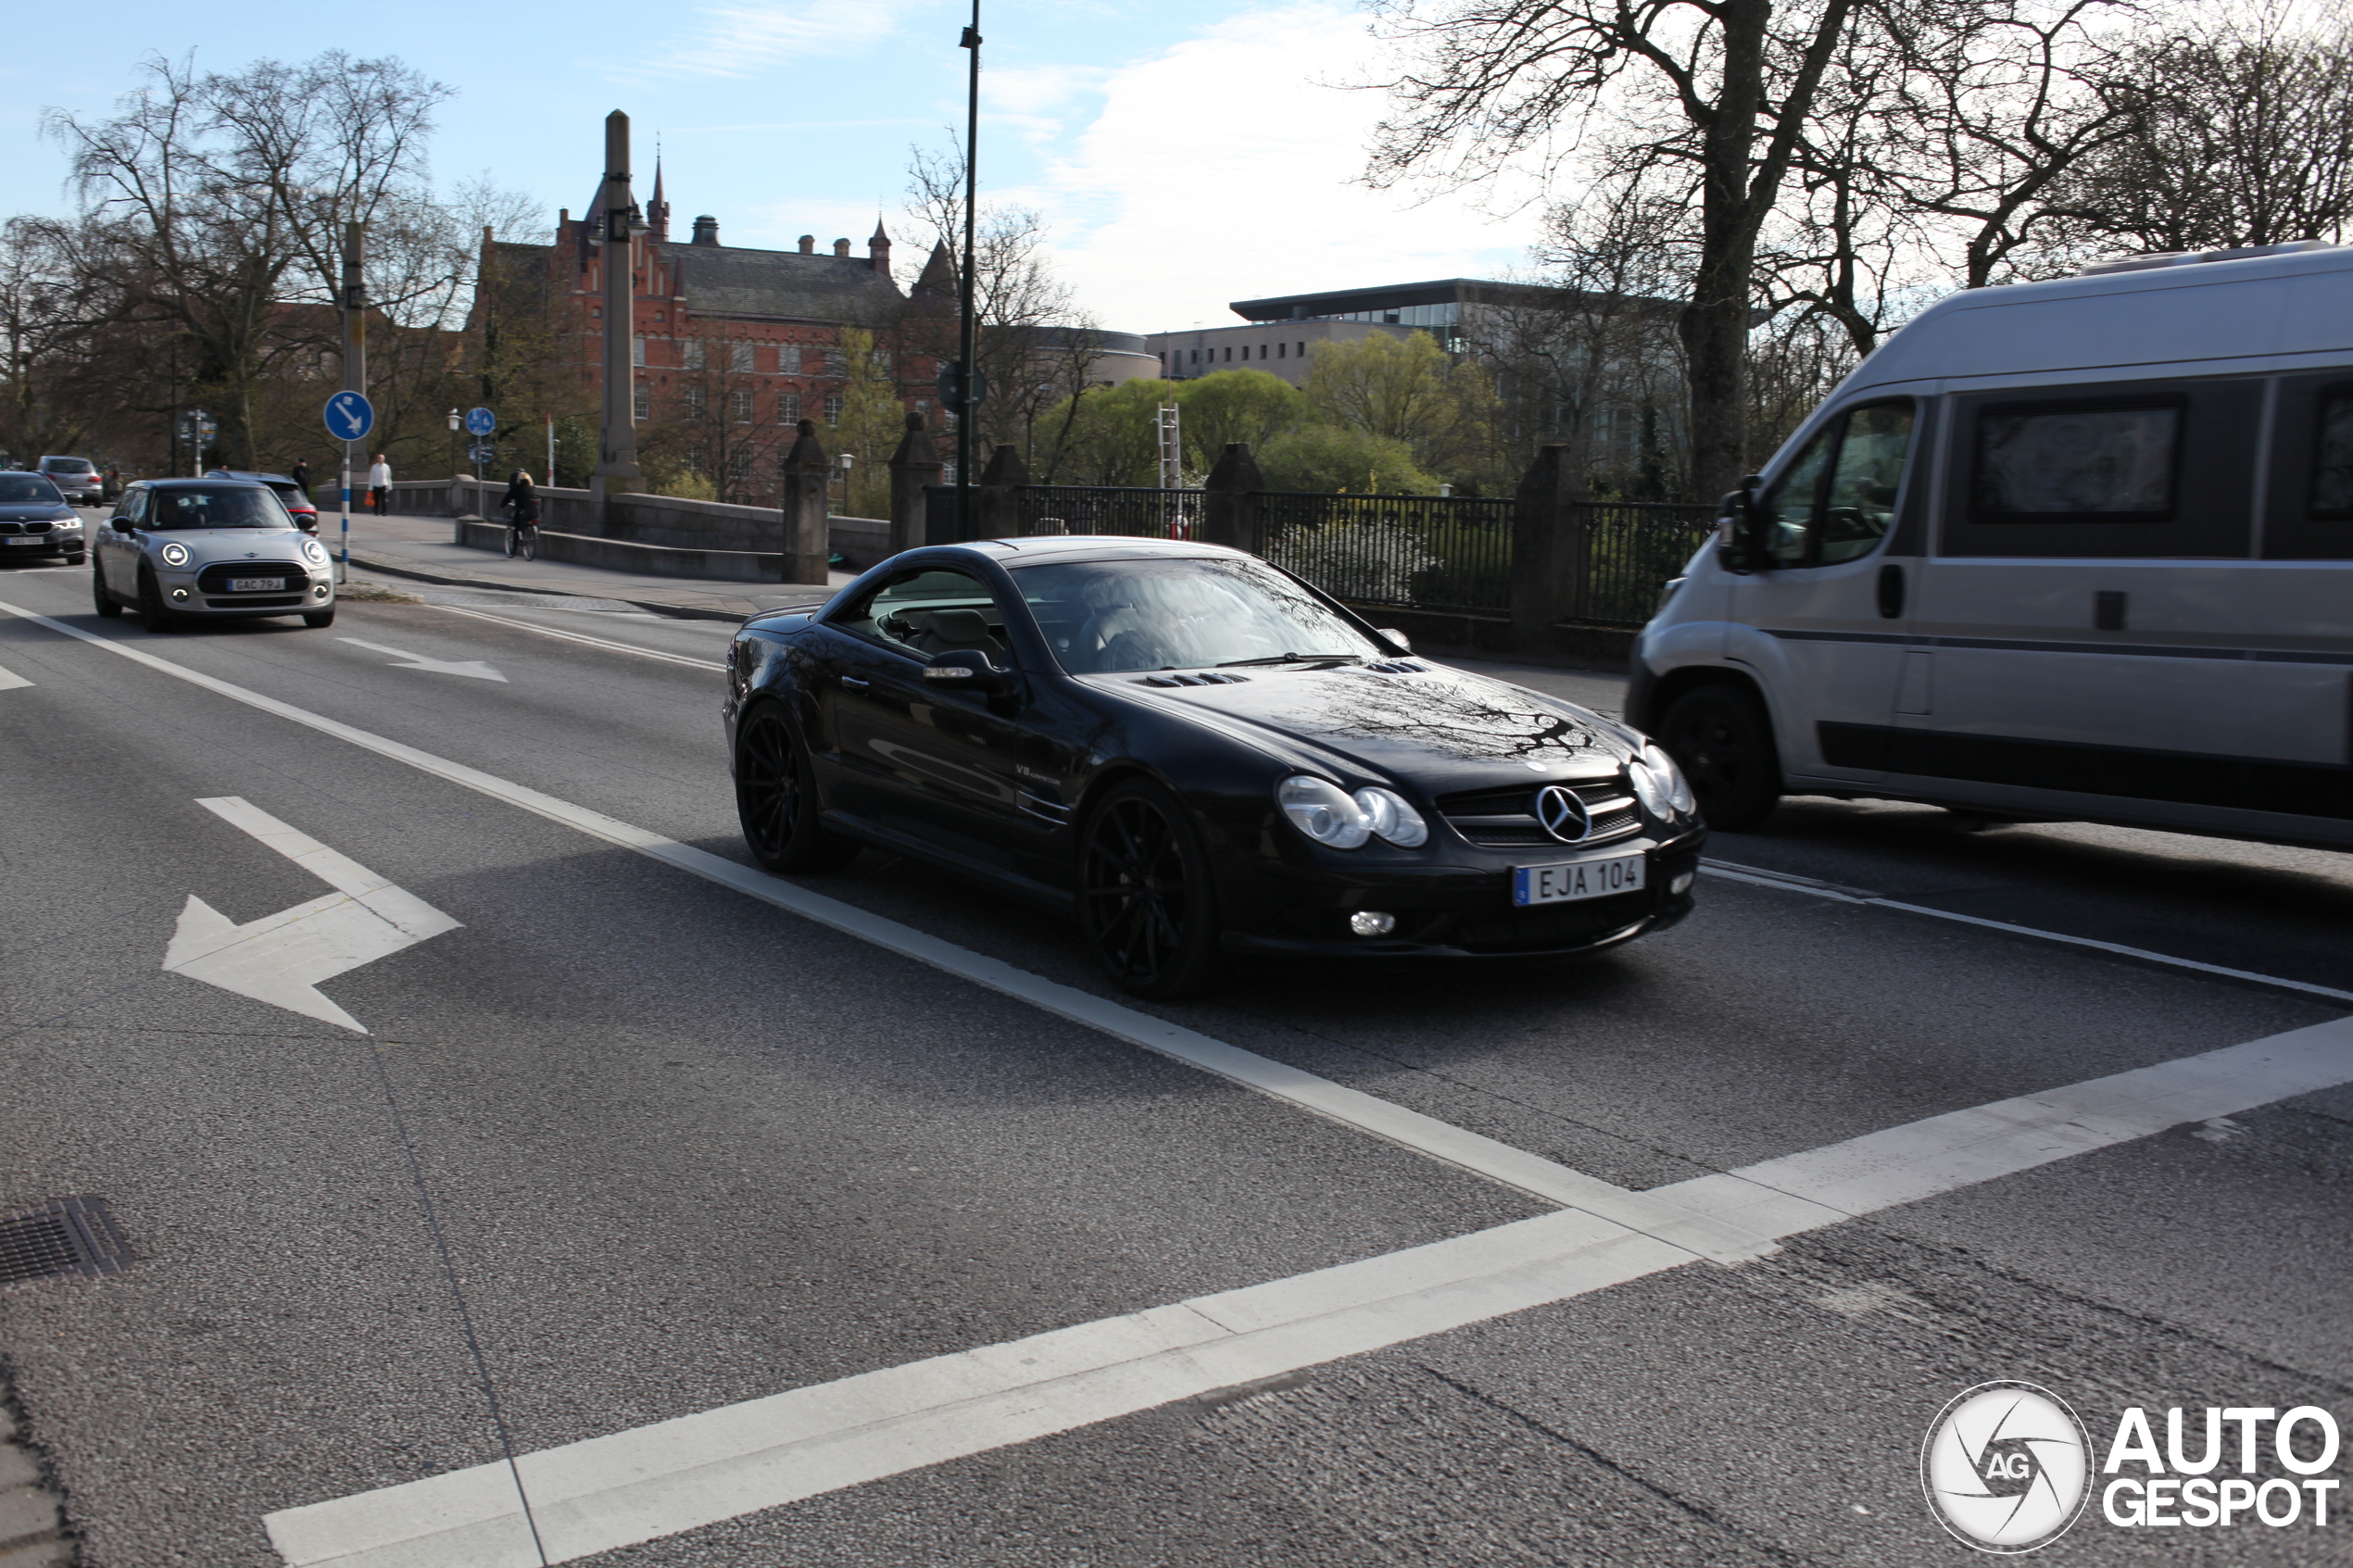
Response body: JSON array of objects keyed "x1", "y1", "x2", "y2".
[{"x1": 1921, "y1": 1382, "x2": 2092, "y2": 1552}]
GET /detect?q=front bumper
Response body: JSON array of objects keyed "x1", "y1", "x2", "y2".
[
  {"x1": 158, "y1": 571, "x2": 334, "y2": 615},
  {"x1": 0, "y1": 531, "x2": 82, "y2": 557},
  {"x1": 1216, "y1": 830, "x2": 1705, "y2": 958}
]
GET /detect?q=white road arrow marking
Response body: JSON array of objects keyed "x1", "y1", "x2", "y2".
[
  {"x1": 336, "y1": 637, "x2": 507, "y2": 682},
  {"x1": 0, "y1": 660, "x2": 29, "y2": 690},
  {"x1": 163, "y1": 797, "x2": 461, "y2": 1034}
]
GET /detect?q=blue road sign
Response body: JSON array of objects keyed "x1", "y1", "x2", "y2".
[
  {"x1": 323, "y1": 391, "x2": 375, "y2": 442},
  {"x1": 465, "y1": 407, "x2": 497, "y2": 436}
]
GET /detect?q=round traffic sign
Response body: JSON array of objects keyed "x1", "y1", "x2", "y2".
[
  {"x1": 467, "y1": 444, "x2": 499, "y2": 465},
  {"x1": 464, "y1": 407, "x2": 497, "y2": 436},
  {"x1": 323, "y1": 392, "x2": 376, "y2": 442}
]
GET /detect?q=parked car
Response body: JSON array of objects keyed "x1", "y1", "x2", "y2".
[
  {"x1": 0, "y1": 472, "x2": 85, "y2": 564},
  {"x1": 93, "y1": 478, "x2": 336, "y2": 630},
  {"x1": 1631, "y1": 240, "x2": 2353, "y2": 852},
  {"x1": 204, "y1": 469, "x2": 320, "y2": 531},
  {"x1": 36, "y1": 456, "x2": 102, "y2": 505},
  {"x1": 724, "y1": 537, "x2": 1704, "y2": 997}
]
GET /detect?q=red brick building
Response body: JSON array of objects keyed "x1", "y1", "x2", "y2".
[{"x1": 478, "y1": 163, "x2": 951, "y2": 500}]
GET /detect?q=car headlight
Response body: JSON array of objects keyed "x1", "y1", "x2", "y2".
[
  {"x1": 1277, "y1": 776, "x2": 1427, "y2": 849},
  {"x1": 159, "y1": 542, "x2": 189, "y2": 567},
  {"x1": 302, "y1": 538, "x2": 329, "y2": 566},
  {"x1": 1628, "y1": 744, "x2": 1695, "y2": 820}
]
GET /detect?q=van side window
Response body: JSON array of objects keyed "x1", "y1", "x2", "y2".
[
  {"x1": 2310, "y1": 388, "x2": 2353, "y2": 517},
  {"x1": 1971, "y1": 403, "x2": 2179, "y2": 521},
  {"x1": 1758, "y1": 400, "x2": 1915, "y2": 568}
]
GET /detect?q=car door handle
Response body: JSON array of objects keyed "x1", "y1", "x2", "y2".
[{"x1": 840, "y1": 676, "x2": 870, "y2": 692}]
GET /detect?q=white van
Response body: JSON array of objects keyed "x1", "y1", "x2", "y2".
[{"x1": 1629, "y1": 242, "x2": 2353, "y2": 848}]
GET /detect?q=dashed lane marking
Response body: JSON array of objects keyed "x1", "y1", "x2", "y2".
[
  {"x1": 262, "y1": 1014, "x2": 2353, "y2": 1566},
  {"x1": 1703, "y1": 858, "x2": 2353, "y2": 1006}
]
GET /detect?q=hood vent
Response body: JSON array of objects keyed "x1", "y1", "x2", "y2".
[
  {"x1": 1135, "y1": 671, "x2": 1252, "y2": 687},
  {"x1": 1364, "y1": 660, "x2": 1428, "y2": 674}
]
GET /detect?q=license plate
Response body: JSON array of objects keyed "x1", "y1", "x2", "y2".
[
  {"x1": 1512, "y1": 852, "x2": 1646, "y2": 907},
  {"x1": 227, "y1": 576, "x2": 286, "y2": 592},
  {"x1": 4, "y1": 536, "x2": 42, "y2": 546}
]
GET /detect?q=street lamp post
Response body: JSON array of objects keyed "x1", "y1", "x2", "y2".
[
  {"x1": 954, "y1": 0, "x2": 981, "y2": 539},
  {"x1": 447, "y1": 409, "x2": 461, "y2": 482}
]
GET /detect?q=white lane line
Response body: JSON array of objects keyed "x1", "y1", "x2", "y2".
[
  {"x1": 418, "y1": 601, "x2": 725, "y2": 671},
  {"x1": 165, "y1": 798, "x2": 463, "y2": 1034},
  {"x1": 0, "y1": 659, "x2": 30, "y2": 690},
  {"x1": 0, "y1": 596, "x2": 1714, "y2": 1237},
  {"x1": 1704, "y1": 857, "x2": 2353, "y2": 1005},
  {"x1": 263, "y1": 1013, "x2": 2353, "y2": 1567},
  {"x1": 336, "y1": 637, "x2": 508, "y2": 683}
]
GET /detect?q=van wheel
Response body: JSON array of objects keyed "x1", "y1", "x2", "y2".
[{"x1": 1659, "y1": 685, "x2": 1780, "y2": 832}]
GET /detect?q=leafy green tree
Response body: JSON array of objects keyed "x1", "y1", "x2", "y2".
[
  {"x1": 1302, "y1": 331, "x2": 1496, "y2": 481},
  {"x1": 1174, "y1": 370, "x2": 1303, "y2": 470},
  {"x1": 1041, "y1": 377, "x2": 1178, "y2": 486},
  {"x1": 1257, "y1": 424, "x2": 1438, "y2": 495}
]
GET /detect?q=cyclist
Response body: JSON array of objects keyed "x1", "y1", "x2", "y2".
[{"x1": 500, "y1": 469, "x2": 540, "y2": 560}]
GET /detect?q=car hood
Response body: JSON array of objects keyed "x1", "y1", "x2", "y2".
[
  {"x1": 1084, "y1": 660, "x2": 1637, "y2": 794},
  {"x1": 145, "y1": 529, "x2": 314, "y2": 562},
  {"x1": 0, "y1": 504, "x2": 72, "y2": 521}
]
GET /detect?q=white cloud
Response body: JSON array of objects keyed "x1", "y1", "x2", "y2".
[
  {"x1": 605, "y1": 0, "x2": 928, "y2": 83},
  {"x1": 1025, "y1": 2, "x2": 1551, "y2": 332}
]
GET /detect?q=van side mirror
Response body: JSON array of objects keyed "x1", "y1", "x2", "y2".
[{"x1": 1714, "y1": 474, "x2": 1765, "y2": 574}]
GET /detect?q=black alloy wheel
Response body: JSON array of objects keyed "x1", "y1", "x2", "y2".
[
  {"x1": 1658, "y1": 684, "x2": 1781, "y2": 832},
  {"x1": 92, "y1": 562, "x2": 120, "y2": 617},
  {"x1": 734, "y1": 705, "x2": 859, "y2": 872},
  {"x1": 1078, "y1": 780, "x2": 1220, "y2": 1000},
  {"x1": 136, "y1": 563, "x2": 180, "y2": 632}
]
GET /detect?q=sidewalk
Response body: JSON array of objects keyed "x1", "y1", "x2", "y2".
[{"x1": 337, "y1": 512, "x2": 852, "y2": 621}]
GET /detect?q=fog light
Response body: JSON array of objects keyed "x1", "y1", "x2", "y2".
[
  {"x1": 170, "y1": 588, "x2": 189, "y2": 601},
  {"x1": 1348, "y1": 909, "x2": 1396, "y2": 937},
  {"x1": 313, "y1": 583, "x2": 330, "y2": 597},
  {"x1": 1670, "y1": 872, "x2": 1693, "y2": 895}
]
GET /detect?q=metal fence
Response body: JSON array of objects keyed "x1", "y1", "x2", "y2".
[{"x1": 972, "y1": 483, "x2": 1714, "y2": 629}]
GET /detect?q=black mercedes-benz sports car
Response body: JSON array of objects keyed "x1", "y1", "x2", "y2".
[{"x1": 724, "y1": 537, "x2": 1705, "y2": 997}]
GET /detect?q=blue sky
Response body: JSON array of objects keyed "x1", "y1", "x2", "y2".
[{"x1": 3, "y1": 0, "x2": 1549, "y2": 332}]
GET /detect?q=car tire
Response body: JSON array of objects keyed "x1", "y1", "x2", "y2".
[
  {"x1": 1078, "y1": 778, "x2": 1221, "y2": 1001},
  {"x1": 93, "y1": 564, "x2": 121, "y2": 617},
  {"x1": 64, "y1": 551, "x2": 84, "y2": 566},
  {"x1": 136, "y1": 564, "x2": 181, "y2": 632},
  {"x1": 734, "y1": 705, "x2": 860, "y2": 872},
  {"x1": 302, "y1": 606, "x2": 335, "y2": 628},
  {"x1": 1658, "y1": 684, "x2": 1781, "y2": 832}
]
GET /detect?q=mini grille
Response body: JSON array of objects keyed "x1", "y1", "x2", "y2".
[
  {"x1": 0, "y1": 1197, "x2": 131, "y2": 1288},
  {"x1": 196, "y1": 560, "x2": 305, "y2": 594}
]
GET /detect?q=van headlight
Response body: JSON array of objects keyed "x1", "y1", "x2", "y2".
[
  {"x1": 1277, "y1": 777, "x2": 1428, "y2": 849},
  {"x1": 1627, "y1": 744, "x2": 1695, "y2": 820},
  {"x1": 159, "y1": 542, "x2": 189, "y2": 567}
]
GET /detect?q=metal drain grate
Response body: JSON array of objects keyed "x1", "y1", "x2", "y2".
[{"x1": 0, "y1": 1198, "x2": 132, "y2": 1287}]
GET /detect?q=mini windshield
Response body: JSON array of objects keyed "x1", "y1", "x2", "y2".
[
  {"x1": 145, "y1": 486, "x2": 290, "y2": 529},
  {"x1": 1012, "y1": 556, "x2": 1383, "y2": 674},
  {"x1": 0, "y1": 476, "x2": 63, "y2": 504}
]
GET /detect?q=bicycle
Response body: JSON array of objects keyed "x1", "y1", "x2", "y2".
[{"x1": 502, "y1": 505, "x2": 538, "y2": 561}]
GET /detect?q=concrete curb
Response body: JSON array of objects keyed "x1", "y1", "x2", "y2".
[
  {"x1": 346, "y1": 555, "x2": 815, "y2": 624},
  {"x1": 0, "y1": 1393, "x2": 74, "y2": 1565}
]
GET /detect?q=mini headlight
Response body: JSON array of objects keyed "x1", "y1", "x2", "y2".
[
  {"x1": 159, "y1": 542, "x2": 189, "y2": 567},
  {"x1": 302, "y1": 538, "x2": 329, "y2": 565},
  {"x1": 1277, "y1": 775, "x2": 1370, "y2": 848},
  {"x1": 1643, "y1": 743, "x2": 1695, "y2": 816},
  {"x1": 1353, "y1": 786, "x2": 1428, "y2": 847}
]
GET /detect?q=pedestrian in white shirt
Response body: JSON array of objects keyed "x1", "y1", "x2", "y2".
[{"x1": 367, "y1": 454, "x2": 391, "y2": 515}]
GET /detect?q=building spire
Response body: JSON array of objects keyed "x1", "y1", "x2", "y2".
[{"x1": 648, "y1": 141, "x2": 670, "y2": 242}]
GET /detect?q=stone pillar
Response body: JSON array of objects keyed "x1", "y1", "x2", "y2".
[
  {"x1": 778, "y1": 418, "x2": 831, "y2": 585},
  {"x1": 591, "y1": 110, "x2": 645, "y2": 512},
  {"x1": 1510, "y1": 443, "x2": 1589, "y2": 651},
  {"x1": 1202, "y1": 443, "x2": 1265, "y2": 554},
  {"x1": 887, "y1": 413, "x2": 940, "y2": 556},
  {"x1": 976, "y1": 443, "x2": 1027, "y2": 540}
]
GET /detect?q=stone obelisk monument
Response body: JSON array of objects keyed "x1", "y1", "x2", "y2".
[{"x1": 591, "y1": 110, "x2": 645, "y2": 510}]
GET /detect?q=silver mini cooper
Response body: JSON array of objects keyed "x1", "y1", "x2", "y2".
[{"x1": 93, "y1": 478, "x2": 337, "y2": 629}]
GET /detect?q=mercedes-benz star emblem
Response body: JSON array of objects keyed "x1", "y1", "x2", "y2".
[{"x1": 1532, "y1": 784, "x2": 1591, "y2": 844}]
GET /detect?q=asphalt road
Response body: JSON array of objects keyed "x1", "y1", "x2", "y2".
[{"x1": 1, "y1": 560, "x2": 2347, "y2": 1567}]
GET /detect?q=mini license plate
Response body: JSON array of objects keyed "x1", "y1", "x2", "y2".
[
  {"x1": 227, "y1": 576, "x2": 286, "y2": 592},
  {"x1": 4, "y1": 536, "x2": 43, "y2": 546},
  {"x1": 1512, "y1": 852, "x2": 1646, "y2": 907}
]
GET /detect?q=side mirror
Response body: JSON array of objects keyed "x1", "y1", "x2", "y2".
[
  {"x1": 110, "y1": 516, "x2": 136, "y2": 533},
  {"x1": 1714, "y1": 474, "x2": 1765, "y2": 574},
  {"x1": 923, "y1": 648, "x2": 1012, "y2": 695},
  {"x1": 1376, "y1": 628, "x2": 1412, "y2": 654}
]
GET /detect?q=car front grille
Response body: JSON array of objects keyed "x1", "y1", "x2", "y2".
[
  {"x1": 1435, "y1": 777, "x2": 1642, "y2": 848},
  {"x1": 196, "y1": 561, "x2": 306, "y2": 595},
  {"x1": 0, "y1": 521, "x2": 54, "y2": 535}
]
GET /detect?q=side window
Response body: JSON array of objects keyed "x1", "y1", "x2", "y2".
[
  {"x1": 1756, "y1": 400, "x2": 1915, "y2": 568},
  {"x1": 829, "y1": 568, "x2": 1011, "y2": 666},
  {"x1": 118, "y1": 487, "x2": 146, "y2": 523},
  {"x1": 1972, "y1": 402, "x2": 2179, "y2": 521},
  {"x1": 2309, "y1": 386, "x2": 2353, "y2": 518}
]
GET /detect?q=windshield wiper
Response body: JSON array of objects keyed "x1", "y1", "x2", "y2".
[{"x1": 1216, "y1": 651, "x2": 1362, "y2": 668}]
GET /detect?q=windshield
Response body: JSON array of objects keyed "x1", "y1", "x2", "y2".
[
  {"x1": 0, "y1": 475, "x2": 63, "y2": 504},
  {"x1": 1011, "y1": 556, "x2": 1383, "y2": 674},
  {"x1": 42, "y1": 458, "x2": 93, "y2": 473},
  {"x1": 145, "y1": 486, "x2": 290, "y2": 529}
]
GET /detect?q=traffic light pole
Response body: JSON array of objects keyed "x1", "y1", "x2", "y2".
[{"x1": 955, "y1": 1, "x2": 980, "y2": 539}]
